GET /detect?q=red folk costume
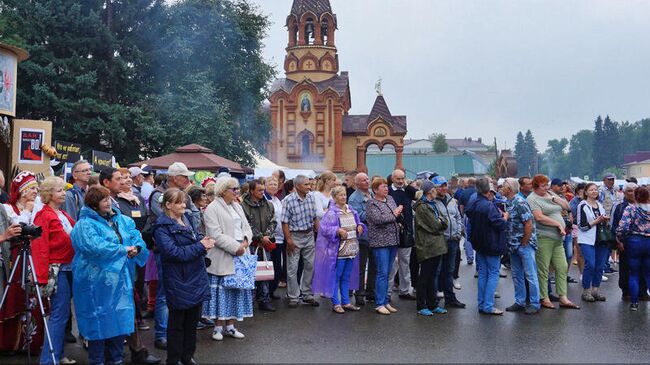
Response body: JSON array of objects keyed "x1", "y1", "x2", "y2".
[{"x1": 0, "y1": 171, "x2": 46, "y2": 353}]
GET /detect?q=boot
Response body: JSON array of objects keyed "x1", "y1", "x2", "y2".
[
  {"x1": 131, "y1": 348, "x2": 161, "y2": 365},
  {"x1": 591, "y1": 287, "x2": 606, "y2": 301},
  {"x1": 581, "y1": 288, "x2": 595, "y2": 302}
]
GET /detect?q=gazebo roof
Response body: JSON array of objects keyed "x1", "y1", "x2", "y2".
[{"x1": 131, "y1": 144, "x2": 252, "y2": 174}]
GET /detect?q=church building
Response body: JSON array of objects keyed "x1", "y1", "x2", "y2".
[{"x1": 268, "y1": 0, "x2": 407, "y2": 172}]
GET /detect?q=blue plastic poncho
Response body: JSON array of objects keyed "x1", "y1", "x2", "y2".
[{"x1": 71, "y1": 206, "x2": 149, "y2": 341}]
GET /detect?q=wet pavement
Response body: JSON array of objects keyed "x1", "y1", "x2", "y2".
[{"x1": 4, "y1": 261, "x2": 649, "y2": 364}]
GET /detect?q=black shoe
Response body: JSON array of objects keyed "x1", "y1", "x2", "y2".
[
  {"x1": 398, "y1": 293, "x2": 417, "y2": 300},
  {"x1": 474, "y1": 271, "x2": 479, "y2": 278},
  {"x1": 288, "y1": 301, "x2": 299, "y2": 308},
  {"x1": 154, "y1": 339, "x2": 167, "y2": 350},
  {"x1": 567, "y1": 276, "x2": 578, "y2": 283},
  {"x1": 64, "y1": 331, "x2": 77, "y2": 344},
  {"x1": 259, "y1": 302, "x2": 276, "y2": 312},
  {"x1": 302, "y1": 298, "x2": 320, "y2": 307},
  {"x1": 131, "y1": 348, "x2": 161, "y2": 364},
  {"x1": 182, "y1": 358, "x2": 198, "y2": 365},
  {"x1": 525, "y1": 306, "x2": 540, "y2": 315},
  {"x1": 505, "y1": 303, "x2": 526, "y2": 312},
  {"x1": 446, "y1": 300, "x2": 466, "y2": 309},
  {"x1": 467, "y1": 260, "x2": 474, "y2": 265},
  {"x1": 142, "y1": 310, "x2": 154, "y2": 319},
  {"x1": 356, "y1": 296, "x2": 366, "y2": 306},
  {"x1": 548, "y1": 294, "x2": 560, "y2": 302}
]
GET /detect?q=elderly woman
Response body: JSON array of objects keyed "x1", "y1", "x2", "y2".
[
  {"x1": 71, "y1": 185, "x2": 149, "y2": 365},
  {"x1": 576, "y1": 183, "x2": 610, "y2": 302},
  {"x1": 203, "y1": 177, "x2": 253, "y2": 340},
  {"x1": 154, "y1": 188, "x2": 214, "y2": 364},
  {"x1": 365, "y1": 178, "x2": 403, "y2": 315},
  {"x1": 31, "y1": 177, "x2": 76, "y2": 365},
  {"x1": 413, "y1": 180, "x2": 448, "y2": 316},
  {"x1": 617, "y1": 186, "x2": 650, "y2": 311},
  {"x1": 527, "y1": 174, "x2": 580, "y2": 310},
  {"x1": 0, "y1": 171, "x2": 46, "y2": 354},
  {"x1": 313, "y1": 186, "x2": 364, "y2": 313},
  {"x1": 264, "y1": 176, "x2": 287, "y2": 292}
]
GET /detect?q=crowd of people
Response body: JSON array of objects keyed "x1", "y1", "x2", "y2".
[{"x1": 1, "y1": 162, "x2": 649, "y2": 365}]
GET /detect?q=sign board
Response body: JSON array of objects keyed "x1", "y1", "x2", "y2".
[
  {"x1": 11, "y1": 119, "x2": 52, "y2": 176},
  {"x1": 91, "y1": 150, "x2": 114, "y2": 172},
  {"x1": 0, "y1": 48, "x2": 18, "y2": 117},
  {"x1": 54, "y1": 140, "x2": 81, "y2": 163}
]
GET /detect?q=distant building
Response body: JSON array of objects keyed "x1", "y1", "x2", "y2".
[
  {"x1": 623, "y1": 151, "x2": 650, "y2": 178},
  {"x1": 496, "y1": 149, "x2": 517, "y2": 178}
]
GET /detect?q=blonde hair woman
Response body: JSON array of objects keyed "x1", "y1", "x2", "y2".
[
  {"x1": 314, "y1": 171, "x2": 338, "y2": 219},
  {"x1": 202, "y1": 177, "x2": 253, "y2": 340}
]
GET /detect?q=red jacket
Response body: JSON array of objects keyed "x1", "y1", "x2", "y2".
[{"x1": 31, "y1": 205, "x2": 75, "y2": 284}]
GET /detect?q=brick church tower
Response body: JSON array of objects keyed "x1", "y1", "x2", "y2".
[{"x1": 269, "y1": 0, "x2": 406, "y2": 173}]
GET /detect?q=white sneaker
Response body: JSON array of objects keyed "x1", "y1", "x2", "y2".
[
  {"x1": 436, "y1": 291, "x2": 444, "y2": 298},
  {"x1": 211, "y1": 329, "x2": 223, "y2": 341},
  {"x1": 453, "y1": 279, "x2": 461, "y2": 290},
  {"x1": 60, "y1": 357, "x2": 77, "y2": 365},
  {"x1": 224, "y1": 328, "x2": 245, "y2": 339},
  {"x1": 601, "y1": 275, "x2": 608, "y2": 282}
]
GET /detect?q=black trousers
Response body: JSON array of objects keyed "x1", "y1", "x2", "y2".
[
  {"x1": 416, "y1": 256, "x2": 442, "y2": 310},
  {"x1": 167, "y1": 304, "x2": 202, "y2": 364},
  {"x1": 357, "y1": 244, "x2": 376, "y2": 297},
  {"x1": 409, "y1": 247, "x2": 419, "y2": 288},
  {"x1": 270, "y1": 244, "x2": 286, "y2": 294}
]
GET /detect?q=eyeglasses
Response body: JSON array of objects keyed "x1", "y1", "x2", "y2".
[{"x1": 230, "y1": 187, "x2": 240, "y2": 192}]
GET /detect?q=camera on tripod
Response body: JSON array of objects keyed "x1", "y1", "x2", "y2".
[{"x1": 9, "y1": 222, "x2": 43, "y2": 242}]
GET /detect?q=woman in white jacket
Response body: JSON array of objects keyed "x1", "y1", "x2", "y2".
[
  {"x1": 576, "y1": 183, "x2": 610, "y2": 303},
  {"x1": 202, "y1": 177, "x2": 253, "y2": 341}
]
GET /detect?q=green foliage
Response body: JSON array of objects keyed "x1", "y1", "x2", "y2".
[
  {"x1": 514, "y1": 129, "x2": 538, "y2": 177},
  {"x1": 428, "y1": 133, "x2": 448, "y2": 153},
  {"x1": 0, "y1": 0, "x2": 274, "y2": 166}
]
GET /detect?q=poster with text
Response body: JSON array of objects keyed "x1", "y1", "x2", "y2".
[
  {"x1": 0, "y1": 49, "x2": 18, "y2": 116},
  {"x1": 92, "y1": 150, "x2": 114, "y2": 172},
  {"x1": 54, "y1": 140, "x2": 82, "y2": 163},
  {"x1": 18, "y1": 128, "x2": 44, "y2": 164}
]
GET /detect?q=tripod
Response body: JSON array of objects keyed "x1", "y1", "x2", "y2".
[{"x1": 0, "y1": 237, "x2": 57, "y2": 364}]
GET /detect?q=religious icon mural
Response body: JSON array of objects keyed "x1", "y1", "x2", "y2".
[{"x1": 300, "y1": 92, "x2": 311, "y2": 112}]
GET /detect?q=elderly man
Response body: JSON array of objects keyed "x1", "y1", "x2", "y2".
[
  {"x1": 242, "y1": 179, "x2": 277, "y2": 312},
  {"x1": 431, "y1": 176, "x2": 466, "y2": 309},
  {"x1": 388, "y1": 169, "x2": 417, "y2": 299},
  {"x1": 281, "y1": 175, "x2": 320, "y2": 308},
  {"x1": 517, "y1": 176, "x2": 533, "y2": 198},
  {"x1": 63, "y1": 160, "x2": 92, "y2": 221},
  {"x1": 465, "y1": 177, "x2": 509, "y2": 315},
  {"x1": 348, "y1": 172, "x2": 376, "y2": 305},
  {"x1": 502, "y1": 178, "x2": 540, "y2": 315}
]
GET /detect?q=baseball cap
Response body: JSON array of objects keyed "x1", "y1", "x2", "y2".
[
  {"x1": 168, "y1": 162, "x2": 195, "y2": 177},
  {"x1": 550, "y1": 178, "x2": 563, "y2": 186},
  {"x1": 141, "y1": 164, "x2": 153, "y2": 175},
  {"x1": 604, "y1": 173, "x2": 616, "y2": 180},
  {"x1": 431, "y1": 175, "x2": 448, "y2": 187},
  {"x1": 128, "y1": 166, "x2": 143, "y2": 177}
]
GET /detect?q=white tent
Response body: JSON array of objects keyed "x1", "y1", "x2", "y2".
[
  {"x1": 254, "y1": 167, "x2": 317, "y2": 180},
  {"x1": 254, "y1": 154, "x2": 286, "y2": 169}
]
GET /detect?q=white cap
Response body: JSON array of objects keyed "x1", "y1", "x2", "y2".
[
  {"x1": 168, "y1": 162, "x2": 194, "y2": 177},
  {"x1": 128, "y1": 167, "x2": 143, "y2": 176}
]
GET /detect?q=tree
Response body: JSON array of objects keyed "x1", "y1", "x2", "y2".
[
  {"x1": 514, "y1": 131, "x2": 526, "y2": 176},
  {"x1": 523, "y1": 129, "x2": 538, "y2": 176},
  {"x1": 592, "y1": 115, "x2": 606, "y2": 176},
  {"x1": 568, "y1": 129, "x2": 593, "y2": 178},
  {"x1": 429, "y1": 133, "x2": 448, "y2": 153},
  {"x1": 542, "y1": 138, "x2": 569, "y2": 178},
  {"x1": 602, "y1": 115, "x2": 620, "y2": 169}
]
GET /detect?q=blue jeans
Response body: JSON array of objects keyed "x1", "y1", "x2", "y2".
[
  {"x1": 154, "y1": 253, "x2": 168, "y2": 341},
  {"x1": 331, "y1": 258, "x2": 354, "y2": 306},
  {"x1": 87, "y1": 335, "x2": 125, "y2": 365},
  {"x1": 510, "y1": 245, "x2": 540, "y2": 309},
  {"x1": 40, "y1": 270, "x2": 72, "y2": 365},
  {"x1": 476, "y1": 252, "x2": 501, "y2": 312},
  {"x1": 464, "y1": 217, "x2": 475, "y2": 262},
  {"x1": 580, "y1": 244, "x2": 610, "y2": 288},
  {"x1": 438, "y1": 239, "x2": 459, "y2": 301},
  {"x1": 563, "y1": 233, "x2": 574, "y2": 263},
  {"x1": 373, "y1": 246, "x2": 398, "y2": 307},
  {"x1": 625, "y1": 235, "x2": 650, "y2": 303}
]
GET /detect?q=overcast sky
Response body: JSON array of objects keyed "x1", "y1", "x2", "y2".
[{"x1": 249, "y1": 0, "x2": 650, "y2": 151}]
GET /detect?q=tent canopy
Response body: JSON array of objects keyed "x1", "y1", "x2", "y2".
[{"x1": 130, "y1": 144, "x2": 252, "y2": 174}]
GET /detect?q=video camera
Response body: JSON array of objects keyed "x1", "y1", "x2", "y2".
[{"x1": 9, "y1": 222, "x2": 43, "y2": 242}]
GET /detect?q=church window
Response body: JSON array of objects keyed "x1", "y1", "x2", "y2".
[
  {"x1": 302, "y1": 134, "x2": 311, "y2": 156},
  {"x1": 321, "y1": 19, "x2": 328, "y2": 44},
  {"x1": 305, "y1": 17, "x2": 315, "y2": 45}
]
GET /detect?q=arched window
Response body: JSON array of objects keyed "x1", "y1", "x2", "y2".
[
  {"x1": 304, "y1": 17, "x2": 314, "y2": 45},
  {"x1": 321, "y1": 19, "x2": 328, "y2": 44},
  {"x1": 302, "y1": 134, "x2": 311, "y2": 156}
]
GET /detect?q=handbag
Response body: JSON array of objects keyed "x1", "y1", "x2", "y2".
[
  {"x1": 255, "y1": 246, "x2": 275, "y2": 282},
  {"x1": 42, "y1": 263, "x2": 61, "y2": 298},
  {"x1": 596, "y1": 223, "x2": 616, "y2": 249},
  {"x1": 221, "y1": 252, "x2": 258, "y2": 290}
]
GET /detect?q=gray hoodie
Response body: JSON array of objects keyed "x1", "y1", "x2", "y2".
[{"x1": 433, "y1": 194, "x2": 464, "y2": 241}]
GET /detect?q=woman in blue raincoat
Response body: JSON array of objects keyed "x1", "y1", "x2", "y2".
[{"x1": 71, "y1": 185, "x2": 148, "y2": 365}]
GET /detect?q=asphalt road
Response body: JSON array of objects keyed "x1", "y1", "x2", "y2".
[{"x1": 4, "y1": 260, "x2": 649, "y2": 364}]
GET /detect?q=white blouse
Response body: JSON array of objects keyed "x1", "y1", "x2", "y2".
[{"x1": 228, "y1": 204, "x2": 244, "y2": 241}]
